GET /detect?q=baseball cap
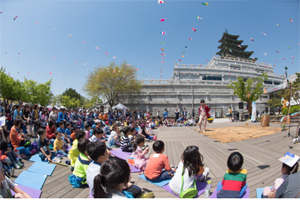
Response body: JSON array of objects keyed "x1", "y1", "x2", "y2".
[{"x1": 105, "y1": 121, "x2": 109, "y2": 125}]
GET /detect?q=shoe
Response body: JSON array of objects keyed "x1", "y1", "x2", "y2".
[
  {"x1": 139, "y1": 192, "x2": 154, "y2": 198},
  {"x1": 14, "y1": 163, "x2": 20, "y2": 169},
  {"x1": 154, "y1": 136, "x2": 157, "y2": 141},
  {"x1": 65, "y1": 160, "x2": 71, "y2": 165},
  {"x1": 202, "y1": 130, "x2": 206, "y2": 133},
  {"x1": 70, "y1": 166, "x2": 74, "y2": 172},
  {"x1": 10, "y1": 167, "x2": 15, "y2": 177},
  {"x1": 202, "y1": 167, "x2": 210, "y2": 179},
  {"x1": 17, "y1": 160, "x2": 23, "y2": 167}
]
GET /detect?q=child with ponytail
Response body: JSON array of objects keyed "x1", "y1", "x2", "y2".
[{"x1": 131, "y1": 135, "x2": 149, "y2": 171}]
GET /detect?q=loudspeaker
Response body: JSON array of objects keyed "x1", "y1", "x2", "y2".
[
  {"x1": 238, "y1": 102, "x2": 244, "y2": 109},
  {"x1": 265, "y1": 107, "x2": 268, "y2": 113}
]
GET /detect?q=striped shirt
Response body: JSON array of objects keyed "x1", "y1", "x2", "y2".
[{"x1": 120, "y1": 136, "x2": 132, "y2": 150}]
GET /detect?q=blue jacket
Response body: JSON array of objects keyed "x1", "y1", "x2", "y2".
[{"x1": 57, "y1": 112, "x2": 64, "y2": 123}]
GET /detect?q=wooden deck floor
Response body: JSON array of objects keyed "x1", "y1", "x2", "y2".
[{"x1": 10, "y1": 121, "x2": 300, "y2": 198}]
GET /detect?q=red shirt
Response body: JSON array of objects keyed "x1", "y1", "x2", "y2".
[
  {"x1": 199, "y1": 105, "x2": 210, "y2": 118},
  {"x1": 10, "y1": 126, "x2": 22, "y2": 149},
  {"x1": 144, "y1": 153, "x2": 171, "y2": 180},
  {"x1": 46, "y1": 126, "x2": 56, "y2": 139}
]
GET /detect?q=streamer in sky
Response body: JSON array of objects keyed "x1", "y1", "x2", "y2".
[
  {"x1": 82, "y1": 41, "x2": 86, "y2": 44},
  {"x1": 36, "y1": 22, "x2": 39, "y2": 24},
  {"x1": 276, "y1": 24, "x2": 281, "y2": 26},
  {"x1": 196, "y1": 16, "x2": 202, "y2": 19},
  {"x1": 161, "y1": 58, "x2": 164, "y2": 59},
  {"x1": 276, "y1": 50, "x2": 279, "y2": 53},
  {"x1": 283, "y1": 58, "x2": 286, "y2": 60},
  {"x1": 289, "y1": 18, "x2": 294, "y2": 22},
  {"x1": 201, "y1": 2, "x2": 208, "y2": 5},
  {"x1": 67, "y1": 34, "x2": 72, "y2": 37},
  {"x1": 160, "y1": 18, "x2": 166, "y2": 22},
  {"x1": 287, "y1": 46, "x2": 290, "y2": 49},
  {"x1": 181, "y1": 55, "x2": 184, "y2": 57},
  {"x1": 161, "y1": 62, "x2": 164, "y2": 63},
  {"x1": 161, "y1": 48, "x2": 164, "y2": 51},
  {"x1": 238, "y1": 45, "x2": 242, "y2": 48},
  {"x1": 13, "y1": 16, "x2": 18, "y2": 20},
  {"x1": 113, "y1": 57, "x2": 117, "y2": 59},
  {"x1": 161, "y1": 54, "x2": 165, "y2": 56},
  {"x1": 95, "y1": 46, "x2": 99, "y2": 49},
  {"x1": 179, "y1": 59, "x2": 182, "y2": 62},
  {"x1": 53, "y1": 28, "x2": 56, "y2": 30},
  {"x1": 183, "y1": 51, "x2": 185, "y2": 54},
  {"x1": 161, "y1": 42, "x2": 165, "y2": 45},
  {"x1": 158, "y1": 0, "x2": 166, "y2": 3},
  {"x1": 160, "y1": 32, "x2": 166, "y2": 34},
  {"x1": 188, "y1": 37, "x2": 192, "y2": 41},
  {"x1": 105, "y1": 53, "x2": 109, "y2": 54},
  {"x1": 292, "y1": 56, "x2": 294, "y2": 59},
  {"x1": 192, "y1": 28, "x2": 197, "y2": 32},
  {"x1": 262, "y1": 32, "x2": 267, "y2": 36},
  {"x1": 185, "y1": 46, "x2": 188, "y2": 49},
  {"x1": 250, "y1": 38, "x2": 254, "y2": 41}
]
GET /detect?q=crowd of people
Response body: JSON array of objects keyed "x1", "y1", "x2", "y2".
[{"x1": 0, "y1": 100, "x2": 299, "y2": 198}]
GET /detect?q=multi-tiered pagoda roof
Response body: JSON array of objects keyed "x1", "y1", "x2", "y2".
[{"x1": 217, "y1": 30, "x2": 257, "y2": 61}]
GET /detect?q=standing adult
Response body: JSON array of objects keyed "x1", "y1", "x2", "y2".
[
  {"x1": 163, "y1": 109, "x2": 168, "y2": 118},
  {"x1": 197, "y1": 99, "x2": 210, "y2": 132},
  {"x1": 182, "y1": 108, "x2": 187, "y2": 118},
  {"x1": 228, "y1": 107, "x2": 232, "y2": 122},
  {"x1": 175, "y1": 109, "x2": 180, "y2": 121}
]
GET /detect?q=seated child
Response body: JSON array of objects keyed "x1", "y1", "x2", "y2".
[
  {"x1": 68, "y1": 139, "x2": 90, "y2": 188},
  {"x1": 217, "y1": 152, "x2": 247, "y2": 198},
  {"x1": 0, "y1": 165, "x2": 31, "y2": 198},
  {"x1": 140, "y1": 124, "x2": 157, "y2": 141},
  {"x1": 70, "y1": 126, "x2": 79, "y2": 141},
  {"x1": 169, "y1": 146, "x2": 210, "y2": 196},
  {"x1": 262, "y1": 162, "x2": 298, "y2": 197},
  {"x1": 65, "y1": 122, "x2": 73, "y2": 145},
  {"x1": 37, "y1": 128, "x2": 57, "y2": 162},
  {"x1": 57, "y1": 121, "x2": 70, "y2": 144},
  {"x1": 84, "y1": 124, "x2": 91, "y2": 140},
  {"x1": 89, "y1": 128, "x2": 106, "y2": 143},
  {"x1": 93, "y1": 157, "x2": 151, "y2": 198},
  {"x1": 131, "y1": 135, "x2": 149, "y2": 171},
  {"x1": 107, "y1": 124, "x2": 120, "y2": 148},
  {"x1": 103, "y1": 121, "x2": 111, "y2": 135},
  {"x1": 53, "y1": 130, "x2": 68, "y2": 157},
  {"x1": 144, "y1": 140, "x2": 176, "y2": 182},
  {"x1": 120, "y1": 127, "x2": 134, "y2": 152},
  {"x1": 68, "y1": 130, "x2": 86, "y2": 171}
]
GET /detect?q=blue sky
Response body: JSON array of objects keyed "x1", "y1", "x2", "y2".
[{"x1": 1, "y1": 0, "x2": 299, "y2": 98}]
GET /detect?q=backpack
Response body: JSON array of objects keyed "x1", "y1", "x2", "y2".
[{"x1": 179, "y1": 165, "x2": 198, "y2": 198}]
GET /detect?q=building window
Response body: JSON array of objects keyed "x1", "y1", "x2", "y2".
[
  {"x1": 274, "y1": 82, "x2": 280, "y2": 85},
  {"x1": 202, "y1": 76, "x2": 222, "y2": 81},
  {"x1": 264, "y1": 80, "x2": 273, "y2": 84}
]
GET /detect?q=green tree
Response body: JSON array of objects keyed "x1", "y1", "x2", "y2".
[
  {"x1": 83, "y1": 61, "x2": 142, "y2": 108},
  {"x1": 0, "y1": 67, "x2": 19, "y2": 101},
  {"x1": 62, "y1": 88, "x2": 83, "y2": 102},
  {"x1": 50, "y1": 94, "x2": 62, "y2": 107},
  {"x1": 267, "y1": 97, "x2": 282, "y2": 114},
  {"x1": 60, "y1": 95, "x2": 81, "y2": 109},
  {"x1": 82, "y1": 96, "x2": 102, "y2": 109},
  {"x1": 227, "y1": 73, "x2": 268, "y2": 116}
]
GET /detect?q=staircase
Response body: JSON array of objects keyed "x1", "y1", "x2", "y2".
[{"x1": 270, "y1": 114, "x2": 300, "y2": 123}]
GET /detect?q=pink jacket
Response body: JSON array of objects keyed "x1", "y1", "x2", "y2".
[{"x1": 131, "y1": 146, "x2": 148, "y2": 170}]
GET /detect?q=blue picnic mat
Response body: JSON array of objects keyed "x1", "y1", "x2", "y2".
[
  {"x1": 14, "y1": 171, "x2": 47, "y2": 190},
  {"x1": 27, "y1": 162, "x2": 56, "y2": 176},
  {"x1": 138, "y1": 174, "x2": 171, "y2": 187},
  {"x1": 29, "y1": 154, "x2": 49, "y2": 163},
  {"x1": 256, "y1": 186, "x2": 272, "y2": 198}
]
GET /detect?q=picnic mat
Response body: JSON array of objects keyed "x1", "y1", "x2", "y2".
[
  {"x1": 27, "y1": 162, "x2": 56, "y2": 176},
  {"x1": 29, "y1": 154, "x2": 49, "y2": 163},
  {"x1": 11, "y1": 183, "x2": 42, "y2": 198},
  {"x1": 256, "y1": 186, "x2": 272, "y2": 198},
  {"x1": 162, "y1": 181, "x2": 208, "y2": 198},
  {"x1": 14, "y1": 171, "x2": 47, "y2": 190},
  {"x1": 138, "y1": 174, "x2": 171, "y2": 187},
  {"x1": 210, "y1": 188, "x2": 250, "y2": 198},
  {"x1": 129, "y1": 164, "x2": 141, "y2": 173},
  {"x1": 110, "y1": 148, "x2": 131, "y2": 160}
]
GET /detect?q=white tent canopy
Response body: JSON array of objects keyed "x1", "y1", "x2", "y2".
[{"x1": 112, "y1": 103, "x2": 128, "y2": 110}]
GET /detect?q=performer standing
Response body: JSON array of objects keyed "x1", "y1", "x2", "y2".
[{"x1": 198, "y1": 99, "x2": 210, "y2": 132}]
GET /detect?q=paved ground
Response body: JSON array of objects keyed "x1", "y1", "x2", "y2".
[{"x1": 10, "y1": 121, "x2": 300, "y2": 198}]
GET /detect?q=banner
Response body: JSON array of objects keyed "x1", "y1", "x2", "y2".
[{"x1": 251, "y1": 101, "x2": 256, "y2": 122}]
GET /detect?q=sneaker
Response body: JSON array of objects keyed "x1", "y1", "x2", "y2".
[
  {"x1": 17, "y1": 160, "x2": 23, "y2": 167},
  {"x1": 70, "y1": 166, "x2": 74, "y2": 172},
  {"x1": 202, "y1": 130, "x2": 206, "y2": 133},
  {"x1": 203, "y1": 167, "x2": 210, "y2": 179},
  {"x1": 10, "y1": 167, "x2": 15, "y2": 177},
  {"x1": 139, "y1": 192, "x2": 154, "y2": 198},
  {"x1": 14, "y1": 163, "x2": 20, "y2": 169},
  {"x1": 154, "y1": 136, "x2": 157, "y2": 141}
]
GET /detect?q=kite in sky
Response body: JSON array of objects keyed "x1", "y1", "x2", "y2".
[
  {"x1": 36, "y1": 22, "x2": 39, "y2": 24},
  {"x1": 0, "y1": 12, "x2": 2, "y2": 14},
  {"x1": 160, "y1": 31, "x2": 166, "y2": 34},
  {"x1": 250, "y1": 38, "x2": 254, "y2": 41},
  {"x1": 276, "y1": 24, "x2": 281, "y2": 26},
  {"x1": 13, "y1": 16, "x2": 18, "y2": 20},
  {"x1": 161, "y1": 48, "x2": 164, "y2": 51},
  {"x1": 188, "y1": 37, "x2": 192, "y2": 41},
  {"x1": 292, "y1": 56, "x2": 294, "y2": 59},
  {"x1": 283, "y1": 58, "x2": 286, "y2": 60},
  {"x1": 201, "y1": 2, "x2": 208, "y2": 5},
  {"x1": 262, "y1": 32, "x2": 267, "y2": 36},
  {"x1": 276, "y1": 50, "x2": 279, "y2": 53},
  {"x1": 183, "y1": 51, "x2": 185, "y2": 54},
  {"x1": 105, "y1": 53, "x2": 109, "y2": 54},
  {"x1": 185, "y1": 46, "x2": 188, "y2": 49},
  {"x1": 192, "y1": 28, "x2": 197, "y2": 32},
  {"x1": 289, "y1": 18, "x2": 294, "y2": 22},
  {"x1": 53, "y1": 28, "x2": 56, "y2": 30},
  {"x1": 82, "y1": 41, "x2": 86, "y2": 44},
  {"x1": 161, "y1": 58, "x2": 164, "y2": 59},
  {"x1": 158, "y1": 0, "x2": 166, "y2": 3},
  {"x1": 113, "y1": 57, "x2": 117, "y2": 59},
  {"x1": 264, "y1": 53, "x2": 267, "y2": 56},
  {"x1": 160, "y1": 18, "x2": 166, "y2": 22},
  {"x1": 161, "y1": 42, "x2": 165, "y2": 45},
  {"x1": 196, "y1": 16, "x2": 202, "y2": 19},
  {"x1": 179, "y1": 59, "x2": 182, "y2": 62},
  {"x1": 288, "y1": 46, "x2": 290, "y2": 49},
  {"x1": 161, "y1": 61, "x2": 164, "y2": 63},
  {"x1": 238, "y1": 45, "x2": 242, "y2": 48},
  {"x1": 67, "y1": 34, "x2": 72, "y2": 37},
  {"x1": 181, "y1": 55, "x2": 184, "y2": 57},
  {"x1": 275, "y1": 60, "x2": 277, "y2": 62},
  {"x1": 95, "y1": 46, "x2": 99, "y2": 49},
  {"x1": 161, "y1": 53, "x2": 165, "y2": 56}
]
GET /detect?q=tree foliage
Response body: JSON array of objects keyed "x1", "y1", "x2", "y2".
[
  {"x1": 82, "y1": 96, "x2": 102, "y2": 109},
  {"x1": 60, "y1": 95, "x2": 81, "y2": 109},
  {"x1": 267, "y1": 98, "x2": 282, "y2": 109},
  {"x1": 227, "y1": 73, "x2": 268, "y2": 115},
  {"x1": 62, "y1": 88, "x2": 83, "y2": 102},
  {"x1": 0, "y1": 66, "x2": 53, "y2": 106},
  {"x1": 83, "y1": 61, "x2": 142, "y2": 108}
]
